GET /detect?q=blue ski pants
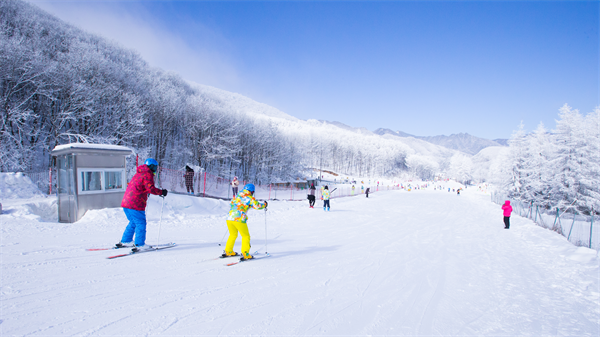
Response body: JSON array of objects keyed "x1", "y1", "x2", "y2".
[{"x1": 121, "y1": 208, "x2": 147, "y2": 246}]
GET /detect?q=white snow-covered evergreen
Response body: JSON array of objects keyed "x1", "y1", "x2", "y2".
[{"x1": 499, "y1": 105, "x2": 600, "y2": 215}]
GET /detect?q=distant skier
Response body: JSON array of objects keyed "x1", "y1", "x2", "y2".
[
  {"x1": 184, "y1": 165, "x2": 194, "y2": 194},
  {"x1": 116, "y1": 158, "x2": 168, "y2": 252},
  {"x1": 307, "y1": 184, "x2": 316, "y2": 208},
  {"x1": 365, "y1": 187, "x2": 370, "y2": 198},
  {"x1": 351, "y1": 185, "x2": 355, "y2": 196},
  {"x1": 223, "y1": 184, "x2": 267, "y2": 260},
  {"x1": 502, "y1": 200, "x2": 513, "y2": 229},
  {"x1": 322, "y1": 185, "x2": 331, "y2": 211},
  {"x1": 231, "y1": 177, "x2": 240, "y2": 198}
]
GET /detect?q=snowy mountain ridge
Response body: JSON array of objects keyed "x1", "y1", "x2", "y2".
[{"x1": 374, "y1": 128, "x2": 507, "y2": 155}]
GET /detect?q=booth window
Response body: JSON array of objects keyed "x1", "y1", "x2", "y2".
[
  {"x1": 78, "y1": 169, "x2": 125, "y2": 193},
  {"x1": 81, "y1": 171, "x2": 102, "y2": 192},
  {"x1": 105, "y1": 171, "x2": 123, "y2": 190}
]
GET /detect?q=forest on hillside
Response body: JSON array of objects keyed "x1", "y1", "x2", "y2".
[{"x1": 0, "y1": 0, "x2": 411, "y2": 183}]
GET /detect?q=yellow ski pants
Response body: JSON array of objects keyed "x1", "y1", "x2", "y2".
[{"x1": 225, "y1": 220, "x2": 251, "y2": 254}]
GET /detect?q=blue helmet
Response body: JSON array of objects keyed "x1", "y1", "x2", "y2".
[
  {"x1": 244, "y1": 184, "x2": 255, "y2": 192},
  {"x1": 145, "y1": 158, "x2": 158, "y2": 172}
]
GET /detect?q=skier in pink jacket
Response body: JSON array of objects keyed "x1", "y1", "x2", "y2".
[
  {"x1": 116, "y1": 158, "x2": 167, "y2": 251},
  {"x1": 501, "y1": 200, "x2": 513, "y2": 229}
]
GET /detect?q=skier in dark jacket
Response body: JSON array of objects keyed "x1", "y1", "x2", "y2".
[
  {"x1": 184, "y1": 165, "x2": 194, "y2": 194},
  {"x1": 365, "y1": 187, "x2": 370, "y2": 198},
  {"x1": 116, "y1": 158, "x2": 167, "y2": 251},
  {"x1": 308, "y1": 184, "x2": 316, "y2": 208}
]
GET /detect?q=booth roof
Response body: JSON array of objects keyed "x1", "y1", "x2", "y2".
[{"x1": 51, "y1": 143, "x2": 133, "y2": 155}]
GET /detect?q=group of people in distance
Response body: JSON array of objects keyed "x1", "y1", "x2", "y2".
[
  {"x1": 307, "y1": 184, "x2": 332, "y2": 211},
  {"x1": 114, "y1": 159, "x2": 514, "y2": 258},
  {"x1": 115, "y1": 159, "x2": 266, "y2": 260}
]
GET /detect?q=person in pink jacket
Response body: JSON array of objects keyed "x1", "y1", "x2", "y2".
[
  {"x1": 502, "y1": 200, "x2": 513, "y2": 229},
  {"x1": 116, "y1": 158, "x2": 167, "y2": 251}
]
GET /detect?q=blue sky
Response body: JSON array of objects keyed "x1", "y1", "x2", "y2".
[{"x1": 32, "y1": 0, "x2": 599, "y2": 139}]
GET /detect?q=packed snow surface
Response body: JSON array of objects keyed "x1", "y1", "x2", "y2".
[{"x1": 1, "y1": 187, "x2": 598, "y2": 335}]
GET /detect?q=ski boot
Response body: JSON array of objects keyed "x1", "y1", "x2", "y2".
[
  {"x1": 131, "y1": 244, "x2": 150, "y2": 252},
  {"x1": 220, "y1": 251, "x2": 239, "y2": 258},
  {"x1": 115, "y1": 242, "x2": 133, "y2": 248},
  {"x1": 240, "y1": 252, "x2": 254, "y2": 261}
]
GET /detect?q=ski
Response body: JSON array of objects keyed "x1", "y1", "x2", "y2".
[
  {"x1": 199, "y1": 253, "x2": 241, "y2": 263},
  {"x1": 225, "y1": 253, "x2": 271, "y2": 266},
  {"x1": 88, "y1": 242, "x2": 173, "y2": 251},
  {"x1": 106, "y1": 242, "x2": 177, "y2": 259}
]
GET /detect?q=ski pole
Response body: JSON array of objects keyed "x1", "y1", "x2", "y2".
[
  {"x1": 264, "y1": 207, "x2": 268, "y2": 255},
  {"x1": 156, "y1": 196, "x2": 165, "y2": 249},
  {"x1": 218, "y1": 228, "x2": 228, "y2": 246}
]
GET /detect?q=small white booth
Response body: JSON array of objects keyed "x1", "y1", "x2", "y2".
[{"x1": 52, "y1": 143, "x2": 132, "y2": 223}]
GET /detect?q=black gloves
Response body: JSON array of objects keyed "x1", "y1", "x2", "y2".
[{"x1": 161, "y1": 189, "x2": 168, "y2": 197}]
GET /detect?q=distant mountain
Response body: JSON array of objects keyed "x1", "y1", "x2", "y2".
[
  {"x1": 373, "y1": 129, "x2": 506, "y2": 155},
  {"x1": 492, "y1": 139, "x2": 509, "y2": 146},
  {"x1": 317, "y1": 121, "x2": 374, "y2": 135},
  {"x1": 372, "y1": 128, "x2": 414, "y2": 138}
]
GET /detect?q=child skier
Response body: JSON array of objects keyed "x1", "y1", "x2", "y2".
[
  {"x1": 322, "y1": 185, "x2": 331, "y2": 211},
  {"x1": 365, "y1": 187, "x2": 370, "y2": 198},
  {"x1": 502, "y1": 200, "x2": 513, "y2": 229},
  {"x1": 116, "y1": 158, "x2": 168, "y2": 252},
  {"x1": 223, "y1": 184, "x2": 267, "y2": 260}
]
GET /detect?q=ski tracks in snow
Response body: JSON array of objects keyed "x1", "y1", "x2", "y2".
[{"x1": 1, "y1": 190, "x2": 599, "y2": 335}]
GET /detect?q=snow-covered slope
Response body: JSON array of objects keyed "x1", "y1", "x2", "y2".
[{"x1": 2, "y1": 182, "x2": 598, "y2": 335}]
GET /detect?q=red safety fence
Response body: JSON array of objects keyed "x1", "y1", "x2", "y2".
[
  {"x1": 155, "y1": 167, "x2": 402, "y2": 201},
  {"x1": 21, "y1": 167, "x2": 403, "y2": 202}
]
